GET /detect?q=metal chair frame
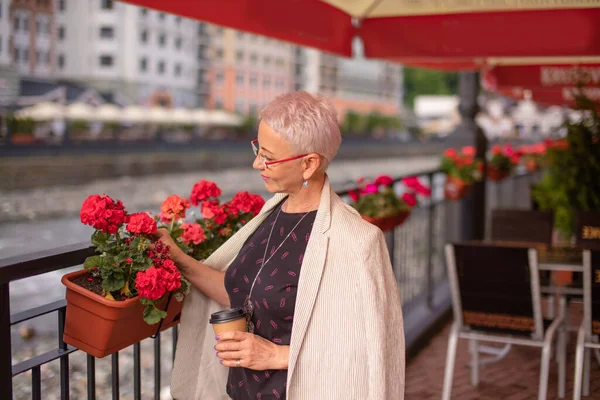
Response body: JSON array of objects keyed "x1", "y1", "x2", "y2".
[{"x1": 442, "y1": 244, "x2": 567, "y2": 400}]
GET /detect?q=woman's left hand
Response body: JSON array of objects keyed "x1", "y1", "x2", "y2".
[{"x1": 215, "y1": 331, "x2": 289, "y2": 371}]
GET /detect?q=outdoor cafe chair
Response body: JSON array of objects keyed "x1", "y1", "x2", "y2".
[
  {"x1": 573, "y1": 249, "x2": 600, "y2": 399},
  {"x1": 442, "y1": 243, "x2": 567, "y2": 400}
]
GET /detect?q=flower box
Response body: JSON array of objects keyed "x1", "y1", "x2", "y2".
[
  {"x1": 62, "y1": 269, "x2": 183, "y2": 358},
  {"x1": 487, "y1": 166, "x2": 511, "y2": 182},
  {"x1": 444, "y1": 176, "x2": 471, "y2": 201},
  {"x1": 361, "y1": 211, "x2": 410, "y2": 232}
]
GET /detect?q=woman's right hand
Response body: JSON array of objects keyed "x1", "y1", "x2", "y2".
[{"x1": 151, "y1": 228, "x2": 185, "y2": 264}]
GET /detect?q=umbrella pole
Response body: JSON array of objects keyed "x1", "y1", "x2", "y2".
[{"x1": 447, "y1": 72, "x2": 489, "y2": 241}]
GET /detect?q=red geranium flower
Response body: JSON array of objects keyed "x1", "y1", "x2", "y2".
[
  {"x1": 374, "y1": 175, "x2": 394, "y2": 187},
  {"x1": 402, "y1": 192, "x2": 417, "y2": 207},
  {"x1": 180, "y1": 223, "x2": 207, "y2": 245},
  {"x1": 462, "y1": 146, "x2": 476, "y2": 156},
  {"x1": 228, "y1": 191, "x2": 266, "y2": 216},
  {"x1": 80, "y1": 194, "x2": 127, "y2": 234},
  {"x1": 348, "y1": 190, "x2": 360, "y2": 202},
  {"x1": 444, "y1": 148, "x2": 458, "y2": 158},
  {"x1": 135, "y1": 266, "x2": 167, "y2": 301},
  {"x1": 126, "y1": 212, "x2": 157, "y2": 235},
  {"x1": 160, "y1": 195, "x2": 190, "y2": 222},
  {"x1": 190, "y1": 180, "x2": 222, "y2": 206},
  {"x1": 202, "y1": 201, "x2": 228, "y2": 225}
]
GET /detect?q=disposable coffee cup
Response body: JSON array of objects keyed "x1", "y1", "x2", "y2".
[{"x1": 210, "y1": 308, "x2": 247, "y2": 339}]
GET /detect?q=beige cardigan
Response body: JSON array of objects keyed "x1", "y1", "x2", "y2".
[{"x1": 171, "y1": 177, "x2": 405, "y2": 399}]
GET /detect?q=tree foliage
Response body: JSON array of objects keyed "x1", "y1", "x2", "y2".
[{"x1": 403, "y1": 67, "x2": 459, "y2": 108}]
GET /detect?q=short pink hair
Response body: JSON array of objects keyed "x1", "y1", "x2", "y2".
[{"x1": 260, "y1": 91, "x2": 341, "y2": 169}]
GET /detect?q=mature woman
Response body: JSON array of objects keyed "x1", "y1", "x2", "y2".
[{"x1": 156, "y1": 91, "x2": 405, "y2": 400}]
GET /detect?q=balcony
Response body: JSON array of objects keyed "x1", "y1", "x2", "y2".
[{"x1": 1, "y1": 169, "x2": 542, "y2": 398}]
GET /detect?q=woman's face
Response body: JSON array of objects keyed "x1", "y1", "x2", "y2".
[{"x1": 253, "y1": 121, "x2": 305, "y2": 194}]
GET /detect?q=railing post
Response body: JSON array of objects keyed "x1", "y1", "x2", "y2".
[
  {"x1": 0, "y1": 283, "x2": 13, "y2": 399},
  {"x1": 426, "y1": 172, "x2": 436, "y2": 309}
]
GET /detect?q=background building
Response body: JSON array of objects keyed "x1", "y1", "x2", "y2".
[
  {"x1": 9, "y1": 0, "x2": 56, "y2": 78},
  {"x1": 209, "y1": 27, "x2": 295, "y2": 114},
  {"x1": 54, "y1": 0, "x2": 199, "y2": 107},
  {"x1": 295, "y1": 41, "x2": 403, "y2": 120}
]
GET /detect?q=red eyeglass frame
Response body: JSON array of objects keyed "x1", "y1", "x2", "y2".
[{"x1": 251, "y1": 139, "x2": 309, "y2": 168}]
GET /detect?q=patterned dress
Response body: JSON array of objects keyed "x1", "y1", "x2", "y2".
[{"x1": 224, "y1": 202, "x2": 316, "y2": 400}]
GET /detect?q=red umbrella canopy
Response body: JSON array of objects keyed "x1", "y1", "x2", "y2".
[{"x1": 120, "y1": 0, "x2": 600, "y2": 61}]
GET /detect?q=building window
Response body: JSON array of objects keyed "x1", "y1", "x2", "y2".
[
  {"x1": 237, "y1": 31, "x2": 244, "y2": 39},
  {"x1": 175, "y1": 37, "x2": 182, "y2": 50},
  {"x1": 249, "y1": 103, "x2": 257, "y2": 116},
  {"x1": 158, "y1": 34, "x2": 166, "y2": 47},
  {"x1": 58, "y1": 25, "x2": 65, "y2": 40},
  {"x1": 58, "y1": 54, "x2": 65, "y2": 68},
  {"x1": 139, "y1": 57, "x2": 147, "y2": 72},
  {"x1": 250, "y1": 74, "x2": 257, "y2": 87},
  {"x1": 235, "y1": 99, "x2": 244, "y2": 113},
  {"x1": 263, "y1": 56, "x2": 271, "y2": 66},
  {"x1": 13, "y1": 47, "x2": 18, "y2": 62},
  {"x1": 236, "y1": 50, "x2": 243, "y2": 62},
  {"x1": 140, "y1": 30, "x2": 147, "y2": 43},
  {"x1": 215, "y1": 97, "x2": 223, "y2": 109},
  {"x1": 100, "y1": 26, "x2": 114, "y2": 38},
  {"x1": 276, "y1": 58, "x2": 284, "y2": 67},
  {"x1": 23, "y1": 17, "x2": 29, "y2": 32},
  {"x1": 23, "y1": 48, "x2": 29, "y2": 62},
  {"x1": 13, "y1": 16, "x2": 19, "y2": 30},
  {"x1": 101, "y1": 0, "x2": 113, "y2": 10},
  {"x1": 157, "y1": 60, "x2": 165, "y2": 74},
  {"x1": 215, "y1": 27, "x2": 224, "y2": 35},
  {"x1": 0, "y1": 2, "x2": 3, "y2": 19},
  {"x1": 250, "y1": 53, "x2": 258, "y2": 65},
  {"x1": 216, "y1": 71, "x2": 224, "y2": 84},
  {"x1": 99, "y1": 55, "x2": 113, "y2": 67},
  {"x1": 159, "y1": 12, "x2": 165, "y2": 20},
  {"x1": 263, "y1": 77, "x2": 270, "y2": 88},
  {"x1": 59, "y1": 0, "x2": 65, "y2": 11},
  {"x1": 236, "y1": 72, "x2": 243, "y2": 85},
  {"x1": 215, "y1": 48, "x2": 224, "y2": 59},
  {"x1": 140, "y1": 8, "x2": 147, "y2": 17},
  {"x1": 175, "y1": 16, "x2": 181, "y2": 24},
  {"x1": 35, "y1": 20, "x2": 40, "y2": 35},
  {"x1": 45, "y1": 51, "x2": 50, "y2": 64},
  {"x1": 174, "y1": 63, "x2": 181, "y2": 77}
]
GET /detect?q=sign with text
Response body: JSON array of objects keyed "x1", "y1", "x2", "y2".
[{"x1": 576, "y1": 212, "x2": 600, "y2": 249}]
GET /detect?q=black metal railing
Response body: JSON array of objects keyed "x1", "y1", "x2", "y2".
[{"x1": 0, "y1": 168, "x2": 542, "y2": 399}]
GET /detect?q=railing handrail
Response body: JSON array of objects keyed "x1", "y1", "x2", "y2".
[{"x1": 0, "y1": 242, "x2": 95, "y2": 285}]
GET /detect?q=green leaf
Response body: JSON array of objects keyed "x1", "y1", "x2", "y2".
[
  {"x1": 143, "y1": 305, "x2": 167, "y2": 325},
  {"x1": 102, "y1": 270, "x2": 125, "y2": 292},
  {"x1": 83, "y1": 255, "x2": 103, "y2": 270}
]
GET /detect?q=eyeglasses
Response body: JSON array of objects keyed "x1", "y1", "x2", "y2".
[{"x1": 251, "y1": 139, "x2": 309, "y2": 169}]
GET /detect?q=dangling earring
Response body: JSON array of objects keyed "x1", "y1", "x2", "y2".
[{"x1": 302, "y1": 180, "x2": 308, "y2": 188}]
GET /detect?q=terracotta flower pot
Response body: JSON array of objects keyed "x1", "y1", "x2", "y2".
[
  {"x1": 61, "y1": 269, "x2": 183, "y2": 358},
  {"x1": 361, "y1": 211, "x2": 410, "y2": 232},
  {"x1": 487, "y1": 166, "x2": 510, "y2": 182},
  {"x1": 444, "y1": 176, "x2": 471, "y2": 201}
]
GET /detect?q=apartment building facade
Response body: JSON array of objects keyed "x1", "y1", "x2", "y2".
[
  {"x1": 53, "y1": 0, "x2": 200, "y2": 107},
  {"x1": 8, "y1": 0, "x2": 55, "y2": 78},
  {"x1": 209, "y1": 27, "x2": 295, "y2": 114}
]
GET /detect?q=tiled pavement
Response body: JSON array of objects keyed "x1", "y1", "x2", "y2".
[{"x1": 406, "y1": 303, "x2": 600, "y2": 400}]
